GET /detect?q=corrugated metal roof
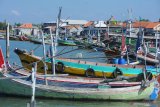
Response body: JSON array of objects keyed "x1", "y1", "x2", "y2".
[{"x1": 61, "y1": 19, "x2": 88, "y2": 25}]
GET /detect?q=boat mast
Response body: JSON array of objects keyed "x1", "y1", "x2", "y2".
[
  {"x1": 55, "y1": 7, "x2": 62, "y2": 47},
  {"x1": 128, "y1": 9, "x2": 132, "y2": 44},
  {"x1": 88, "y1": 24, "x2": 92, "y2": 43},
  {"x1": 6, "y1": 23, "x2": 10, "y2": 62},
  {"x1": 50, "y1": 7, "x2": 62, "y2": 75},
  {"x1": 97, "y1": 21, "x2": 101, "y2": 43},
  {"x1": 49, "y1": 28, "x2": 55, "y2": 75},
  {"x1": 155, "y1": 30, "x2": 158, "y2": 60},
  {"x1": 41, "y1": 30, "x2": 48, "y2": 85}
]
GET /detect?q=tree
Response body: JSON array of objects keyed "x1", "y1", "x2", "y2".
[
  {"x1": 0, "y1": 22, "x2": 6, "y2": 30},
  {"x1": 139, "y1": 18, "x2": 150, "y2": 22},
  {"x1": 14, "y1": 22, "x2": 21, "y2": 27}
]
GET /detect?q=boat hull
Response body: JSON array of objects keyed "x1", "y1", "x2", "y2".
[
  {"x1": 14, "y1": 48, "x2": 157, "y2": 78},
  {"x1": 0, "y1": 72, "x2": 156, "y2": 101}
]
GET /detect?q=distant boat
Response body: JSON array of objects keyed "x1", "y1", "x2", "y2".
[
  {"x1": 58, "y1": 39, "x2": 77, "y2": 46},
  {"x1": 29, "y1": 36, "x2": 51, "y2": 45}
]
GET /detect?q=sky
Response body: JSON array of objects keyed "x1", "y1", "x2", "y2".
[{"x1": 0, "y1": 0, "x2": 160, "y2": 24}]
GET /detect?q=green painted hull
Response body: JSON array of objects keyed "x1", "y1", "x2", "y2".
[
  {"x1": 0, "y1": 72, "x2": 156, "y2": 101},
  {"x1": 58, "y1": 40, "x2": 76, "y2": 46}
]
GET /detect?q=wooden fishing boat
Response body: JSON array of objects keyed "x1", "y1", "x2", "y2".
[
  {"x1": 0, "y1": 72, "x2": 158, "y2": 101},
  {"x1": 0, "y1": 48, "x2": 159, "y2": 101},
  {"x1": 14, "y1": 48, "x2": 157, "y2": 79}
]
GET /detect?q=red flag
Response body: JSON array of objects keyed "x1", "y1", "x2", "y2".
[
  {"x1": 121, "y1": 34, "x2": 127, "y2": 55},
  {"x1": 0, "y1": 47, "x2": 5, "y2": 68}
]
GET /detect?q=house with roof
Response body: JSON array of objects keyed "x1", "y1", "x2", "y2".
[
  {"x1": 14, "y1": 23, "x2": 39, "y2": 36},
  {"x1": 144, "y1": 22, "x2": 160, "y2": 35},
  {"x1": 131, "y1": 21, "x2": 160, "y2": 36},
  {"x1": 62, "y1": 25, "x2": 83, "y2": 36},
  {"x1": 122, "y1": 21, "x2": 160, "y2": 36},
  {"x1": 42, "y1": 19, "x2": 87, "y2": 36},
  {"x1": 42, "y1": 21, "x2": 57, "y2": 34},
  {"x1": 82, "y1": 20, "x2": 123, "y2": 38},
  {"x1": 82, "y1": 21, "x2": 105, "y2": 37}
]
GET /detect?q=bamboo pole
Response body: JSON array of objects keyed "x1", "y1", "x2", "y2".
[
  {"x1": 6, "y1": 23, "x2": 10, "y2": 62},
  {"x1": 49, "y1": 28, "x2": 55, "y2": 75},
  {"x1": 41, "y1": 31, "x2": 48, "y2": 85}
]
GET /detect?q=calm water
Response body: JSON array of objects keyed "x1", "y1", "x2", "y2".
[
  {"x1": 0, "y1": 96, "x2": 159, "y2": 107},
  {"x1": 0, "y1": 39, "x2": 160, "y2": 107},
  {"x1": 0, "y1": 39, "x2": 106, "y2": 66}
]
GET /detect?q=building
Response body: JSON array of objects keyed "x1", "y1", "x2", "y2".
[
  {"x1": 14, "y1": 23, "x2": 39, "y2": 36},
  {"x1": 62, "y1": 25, "x2": 83, "y2": 36},
  {"x1": 126, "y1": 21, "x2": 160, "y2": 36},
  {"x1": 60, "y1": 19, "x2": 88, "y2": 26},
  {"x1": 82, "y1": 20, "x2": 123, "y2": 38},
  {"x1": 42, "y1": 19, "x2": 88, "y2": 36}
]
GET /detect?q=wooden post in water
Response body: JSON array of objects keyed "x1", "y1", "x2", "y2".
[
  {"x1": 6, "y1": 23, "x2": 10, "y2": 62},
  {"x1": 30, "y1": 62, "x2": 37, "y2": 107},
  {"x1": 41, "y1": 31, "x2": 48, "y2": 85}
]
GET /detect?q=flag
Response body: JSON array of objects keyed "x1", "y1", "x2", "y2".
[
  {"x1": 0, "y1": 47, "x2": 5, "y2": 69},
  {"x1": 121, "y1": 34, "x2": 127, "y2": 55}
]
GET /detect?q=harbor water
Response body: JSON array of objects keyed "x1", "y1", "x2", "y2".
[{"x1": 0, "y1": 39, "x2": 160, "y2": 107}]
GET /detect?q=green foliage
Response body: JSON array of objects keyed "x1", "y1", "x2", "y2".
[
  {"x1": 0, "y1": 22, "x2": 6, "y2": 30},
  {"x1": 14, "y1": 23, "x2": 21, "y2": 27},
  {"x1": 139, "y1": 18, "x2": 150, "y2": 22}
]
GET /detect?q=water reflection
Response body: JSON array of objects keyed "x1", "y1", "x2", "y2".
[{"x1": 0, "y1": 96, "x2": 159, "y2": 107}]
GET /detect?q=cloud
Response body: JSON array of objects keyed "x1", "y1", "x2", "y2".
[{"x1": 11, "y1": 10, "x2": 20, "y2": 16}]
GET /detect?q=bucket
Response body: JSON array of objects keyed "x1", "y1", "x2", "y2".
[{"x1": 118, "y1": 58, "x2": 126, "y2": 64}]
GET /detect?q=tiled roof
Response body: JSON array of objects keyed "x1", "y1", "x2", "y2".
[
  {"x1": 19, "y1": 23, "x2": 32, "y2": 29},
  {"x1": 83, "y1": 21, "x2": 94, "y2": 27},
  {"x1": 146, "y1": 22, "x2": 160, "y2": 29},
  {"x1": 122, "y1": 21, "x2": 160, "y2": 29},
  {"x1": 132, "y1": 21, "x2": 150, "y2": 28}
]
